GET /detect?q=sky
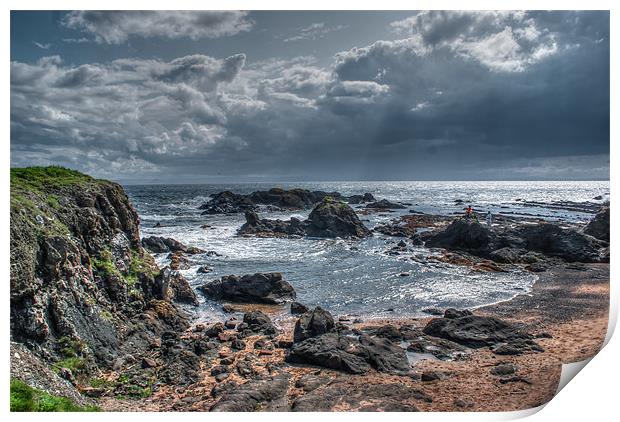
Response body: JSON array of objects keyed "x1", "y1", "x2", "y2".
[{"x1": 10, "y1": 10, "x2": 610, "y2": 183}]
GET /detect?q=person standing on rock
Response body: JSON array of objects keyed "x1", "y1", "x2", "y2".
[
  {"x1": 465, "y1": 205, "x2": 474, "y2": 219},
  {"x1": 486, "y1": 211, "x2": 493, "y2": 226}
]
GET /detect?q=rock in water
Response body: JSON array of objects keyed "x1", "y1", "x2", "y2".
[
  {"x1": 238, "y1": 198, "x2": 371, "y2": 239},
  {"x1": 198, "y1": 272, "x2": 296, "y2": 304},
  {"x1": 294, "y1": 307, "x2": 335, "y2": 342},
  {"x1": 305, "y1": 198, "x2": 371, "y2": 238},
  {"x1": 365, "y1": 199, "x2": 406, "y2": 209},
  {"x1": 583, "y1": 206, "x2": 610, "y2": 242}
]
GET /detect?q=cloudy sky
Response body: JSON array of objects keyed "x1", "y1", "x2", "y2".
[{"x1": 10, "y1": 11, "x2": 609, "y2": 183}]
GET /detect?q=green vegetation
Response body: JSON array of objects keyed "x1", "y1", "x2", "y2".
[
  {"x1": 58, "y1": 336, "x2": 87, "y2": 358},
  {"x1": 92, "y1": 249, "x2": 121, "y2": 279},
  {"x1": 10, "y1": 379, "x2": 99, "y2": 412},
  {"x1": 11, "y1": 166, "x2": 100, "y2": 193},
  {"x1": 54, "y1": 337, "x2": 88, "y2": 376}
]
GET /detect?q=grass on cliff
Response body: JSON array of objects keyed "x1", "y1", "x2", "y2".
[
  {"x1": 10, "y1": 166, "x2": 104, "y2": 237},
  {"x1": 10, "y1": 379, "x2": 99, "y2": 412},
  {"x1": 11, "y1": 166, "x2": 101, "y2": 192}
]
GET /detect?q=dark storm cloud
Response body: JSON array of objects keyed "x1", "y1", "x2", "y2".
[{"x1": 10, "y1": 10, "x2": 609, "y2": 182}]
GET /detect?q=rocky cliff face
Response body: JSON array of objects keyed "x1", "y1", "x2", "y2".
[{"x1": 10, "y1": 167, "x2": 190, "y2": 392}]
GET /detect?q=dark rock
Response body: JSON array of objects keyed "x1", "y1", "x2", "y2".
[
  {"x1": 239, "y1": 198, "x2": 371, "y2": 239},
  {"x1": 293, "y1": 307, "x2": 335, "y2": 343},
  {"x1": 197, "y1": 265, "x2": 212, "y2": 274},
  {"x1": 583, "y1": 206, "x2": 609, "y2": 242},
  {"x1": 421, "y1": 308, "x2": 444, "y2": 316},
  {"x1": 315, "y1": 203, "x2": 369, "y2": 236},
  {"x1": 210, "y1": 365, "x2": 228, "y2": 376},
  {"x1": 518, "y1": 223, "x2": 607, "y2": 263},
  {"x1": 242, "y1": 311, "x2": 277, "y2": 336},
  {"x1": 210, "y1": 372, "x2": 291, "y2": 411},
  {"x1": 199, "y1": 272, "x2": 296, "y2": 304},
  {"x1": 286, "y1": 332, "x2": 409, "y2": 375},
  {"x1": 490, "y1": 363, "x2": 517, "y2": 376},
  {"x1": 292, "y1": 378, "x2": 420, "y2": 411},
  {"x1": 253, "y1": 338, "x2": 273, "y2": 350},
  {"x1": 444, "y1": 308, "x2": 473, "y2": 319},
  {"x1": 425, "y1": 219, "x2": 491, "y2": 251},
  {"x1": 365, "y1": 199, "x2": 406, "y2": 209},
  {"x1": 141, "y1": 357, "x2": 157, "y2": 368},
  {"x1": 421, "y1": 371, "x2": 444, "y2": 382},
  {"x1": 290, "y1": 301, "x2": 309, "y2": 314},
  {"x1": 215, "y1": 373, "x2": 230, "y2": 382},
  {"x1": 141, "y1": 236, "x2": 190, "y2": 253},
  {"x1": 231, "y1": 339, "x2": 246, "y2": 351},
  {"x1": 346, "y1": 193, "x2": 376, "y2": 204},
  {"x1": 204, "y1": 323, "x2": 225, "y2": 338},
  {"x1": 294, "y1": 373, "x2": 331, "y2": 392},
  {"x1": 423, "y1": 314, "x2": 543, "y2": 355}
]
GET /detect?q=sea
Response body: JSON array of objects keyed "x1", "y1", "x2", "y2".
[{"x1": 124, "y1": 181, "x2": 609, "y2": 323}]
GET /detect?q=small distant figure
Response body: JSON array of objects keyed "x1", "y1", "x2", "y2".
[
  {"x1": 465, "y1": 205, "x2": 474, "y2": 219},
  {"x1": 486, "y1": 211, "x2": 493, "y2": 226}
]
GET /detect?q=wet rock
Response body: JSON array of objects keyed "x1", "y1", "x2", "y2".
[
  {"x1": 518, "y1": 223, "x2": 607, "y2": 263},
  {"x1": 425, "y1": 219, "x2": 491, "y2": 251},
  {"x1": 290, "y1": 301, "x2": 309, "y2": 314},
  {"x1": 365, "y1": 199, "x2": 406, "y2": 209},
  {"x1": 238, "y1": 198, "x2": 371, "y2": 239},
  {"x1": 306, "y1": 199, "x2": 371, "y2": 238},
  {"x1": 241, "y1": 311, "x2": 277, "y2": 336},
  {"x1": 204, "y1": 323, "x2": 225, "y2": 338},
  {"x1": 199, "y1": 272, "x2": 296, "y2": 304},
  {"x1": 210, "y1": 372, "x2": 291, "y2": 411},
  {"x1": 141, "y1": 236, "x2": 198, "y2": 254},
  {"x1": 197, "y1": 265, "x2": 212, "y2": 274},
  {"x1": 347, "y1": 193, "x2": 376, "y2": 204},
  {"x1": 444, "y1": 308, "x2": 473, "y2": 319},
  {"x1": 294, "y1": 307, "x2": 335, "y2": 343},
  {"x1": 583, "y1": 206, "x2": 609, "y2": 242}
]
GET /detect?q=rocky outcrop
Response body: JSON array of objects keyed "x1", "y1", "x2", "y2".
[
  {"x1": 583, "y1": 206, "x2": 610, "y2": 242},
  {"x1": 305, "y1": 198, "x2": 372, "y2": 238},
  {"x1": 286, "y1": 307, "x2": 409, "y2": 375},
  {"x1": 10, "y1": 167, "x2": 194, "y2": 402},
  {"x1": 425, "y1": 219, "x2": 491, "y2": 251},
  {"x1": 365, "y1": 199, "x2": 406, "y2": 209},
  {"x1": 141, "y1": 236, "x2": 204, "y2": 254},
  {"x1": 423, "y1": 310, "x2": 543, "y2": 355},
  {"x1": 293, "y1": 307, "x2": 335, "y2": 342},
  {"x1": 238, "y1": 198, "x2": 371, "y2": 239},
  {"x1": 423, "y1": 217, "x2": 608, "y2": 263},
  {"x1": 198, "y1": 273, "x2": 296, "y2": 304},
  {"x1": 199, "y1": 188, "x2": 376, "y2": 214}
]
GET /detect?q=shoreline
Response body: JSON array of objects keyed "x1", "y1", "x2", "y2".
[{"x1": 99, "y1": 261, "x2": 609, "y2": 412}]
